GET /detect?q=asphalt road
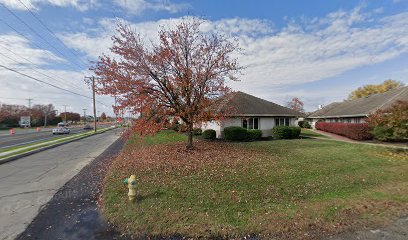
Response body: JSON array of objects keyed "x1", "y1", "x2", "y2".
[
  {"x1": 0, "y1": 125, "x2": 112, "y2": 149},
  {"x1": 0, "y1": 128, "x2": 121, "y2": 240}
]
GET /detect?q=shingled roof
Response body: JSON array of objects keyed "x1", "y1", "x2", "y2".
[
  {"x1": 308, "y1": 86, "x2": 408, "y2": 118},
  {"x1": 216, "y1": 91, "x2": 303, "y2": 117}
]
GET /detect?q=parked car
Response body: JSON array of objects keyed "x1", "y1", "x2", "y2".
[
  {"x1": 52, "y1": 127, "x2": 70, "y2": 134},
  {"x1": 83, "y1": 124, "x2": 93, "y2": 130}
]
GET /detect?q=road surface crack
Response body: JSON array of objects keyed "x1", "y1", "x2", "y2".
[{"x1": 32, "y1": 164, "x2": 59, "y2": 182}]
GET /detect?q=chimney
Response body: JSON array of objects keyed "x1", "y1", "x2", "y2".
[{"x1": 318, "y1": 104, "x2": 323, "y2": 110}]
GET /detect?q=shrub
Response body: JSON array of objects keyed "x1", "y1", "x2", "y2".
[
  {"x1": 272, "y1": 126, "x2": 291, "y2": 139},
  {"x1": 367, "y1": 101, "x2": 408, "y2": 142},
  {"x1": 224, "y1": 126, "x2": 248, "y2": 141},
  {"x1": 298, "y1": 120, "x2": 311, "y2": 129},
  {"x1": 193, "y1": 128, "x2": 202, "y2": 136},
  {"x1": 247, "y1": 129, "x2": 263, "y2": 141},
  {"x1": 202, "y1": 129, "x2": 216, "y2": 140},
  {"x1": 289, "y1": 126, "x2": 301, "y2": 139},
  {"x1": 315, "y1": 122, "x2": 372, "y2": 140},
  {"x1": 170, "y1": 123, "x2": 180, "y2": 131},
  {"x1": 371, "y1": 126, "x2": 394, "y2": 141}
]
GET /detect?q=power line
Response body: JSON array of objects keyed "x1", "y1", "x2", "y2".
[
  {"x1": 0, "y1": 42, "x2": 90, "y2": 93},
  {"x1": 0, "y1": 18, "x2": 83, "y2": 73},
  {"x1": 0, "y1": 3, "x2": 85, "y2": 71},
  {"x1": 0, "y1": 63, "x2": 93, "y2": 99},
  {"x1": 0, "y1": 63, "x2": 111, "y2": 107},
  {"x1": 16, "y1": 0, "x2": 89, "y2": 68},
  {"x1": 0, "y1": 49, "x2": 86, "y2": 91}
]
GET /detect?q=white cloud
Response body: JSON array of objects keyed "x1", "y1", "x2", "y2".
[
  {"x1": 60, "y1": 8, "x2": 408, "y2": 88},
  {"x1": 0, "y1": 0, "x2": 98, "y2": 11},
  {"x1": 0, "y1": 34, "x2": 65, "y2": 67},
  {"x1": 12, "y1": 6, "x2": 408, "y2": 112},
  {"x1": 0, "y1": 32, "x2": 114, "y2": 115},
  {"x1": 113, "y1": 0, "x2": 189, "y2": 15}
]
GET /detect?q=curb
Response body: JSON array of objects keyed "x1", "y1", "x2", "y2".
[{"x1": 0, "y1": 127, "x2": 117, "y2": 165}]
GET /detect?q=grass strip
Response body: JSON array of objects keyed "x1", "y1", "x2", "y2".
[{"x1": 0, "y1": 126, "x2": 115, "y2": 160}]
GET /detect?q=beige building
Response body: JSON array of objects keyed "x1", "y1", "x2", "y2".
[
  {"x1": 307, "y1": 86, "x2": 408, "y2": 128},
  {"x1": 201, "y1": 91, "x2": 303, "y2": 138}
]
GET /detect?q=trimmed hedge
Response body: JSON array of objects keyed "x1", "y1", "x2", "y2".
[
  {"x1": 289, "y1": 127, "x2": 301, "y2": 139},
  {"x1": 272, "y1": 126, "x2": 291, "y2": 139},
  {"x1": 202, "y1": 129, "x2": 216, "y2": 140},
  {"x1": 315, "y1": 122, "x2": 372, "y2": 140},
  {"x1": 298, "y1": 120, "x2": 311, "y2": 129},
  {"x1": 193, "y1": 128, "x2": 202, "y2": 136},
  {"x1": 224, "y1": 126, "x2": 248, "y2": 141},
  {"x1": 272, "y1": 126, "x2": 301, "y2": 139},
  {"x1": 247, "y1": 129, "x2": 263, "y2": 141}
]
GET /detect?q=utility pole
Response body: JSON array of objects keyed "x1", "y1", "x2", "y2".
[
  {"x1": 26, "y1": 98, "x2": 32, "y2": 109},
  {"x1": 62, "y1": 105, "x2": 68, "y2": 123},
  {"x1": 82, "y1": 109, "x2": 87, "y2": 122},
  {"x1": 26, "y1": 98, "x2": 33, "y2": 127},
  {"x1": 84, "y1": 76, "x2": 97, "y2": 133},
  {"x1": 114, "y1": 96, "x2": 118, "y2": 125}
]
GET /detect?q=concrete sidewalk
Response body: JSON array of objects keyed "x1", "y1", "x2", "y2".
[
  {"x1": 310, "y1": 129, "x2": 408, "y2": 150},
  {"x1": 0, "y1": 129, "x2": 121, "y2": 240}
]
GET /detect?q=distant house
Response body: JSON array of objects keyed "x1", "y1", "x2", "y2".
[
  {"x1": 307, "y1": 86, "x2": 408, "y2": 128},
  {"x1": 201, "y1": 91, "x2": 303, "y2": 138}
]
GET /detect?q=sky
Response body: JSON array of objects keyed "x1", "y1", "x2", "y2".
[{"x1": 0, "y1": 0, "x2": 407, "y2": 115}]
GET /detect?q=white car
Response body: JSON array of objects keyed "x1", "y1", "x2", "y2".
[{"x1": 52, "y1": 127, "x2": 70, "y2": 134}]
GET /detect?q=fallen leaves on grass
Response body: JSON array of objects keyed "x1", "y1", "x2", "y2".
[{"x1": 110, "y1": 140, "x2": 271, "y2": 187}]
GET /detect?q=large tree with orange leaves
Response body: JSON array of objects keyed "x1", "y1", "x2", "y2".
[{"x1": 93, "y1": 19, "x2": 241, "y2": 149}]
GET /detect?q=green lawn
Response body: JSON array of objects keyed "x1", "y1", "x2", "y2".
[
  {"x1": 103, "y1": 131, "x2": 408, "y2": 239},
  {"x1": 301, "y1": 128, "x2": 330, "y2": 138}
]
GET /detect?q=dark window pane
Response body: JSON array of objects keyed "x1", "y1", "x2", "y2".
[
  {"x1": 285, "y1": 118, "x2": 289, "y2": 126},
  {"x1": 242, "y1": 119, "x2": 247, "y2": 129},
  {"x1": 249, "y1": 118, "x2": 254, "y2": 129},
  {"x1": 254, "y1": 118, "x2": 259, "y2": 129},
  {"x1": 275, "y1": 118, "x2": 279, "y2": 126}
]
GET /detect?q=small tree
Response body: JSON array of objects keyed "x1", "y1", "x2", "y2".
[
  {"x1": 348, "y1": 80, "x2": 404, "y2": 100},
  {"x1": 367, "y1": 100, "x2": 408, "y2": 141},
  {"x1": 93, "y1": 18, "x2": 241, "y2": 149},
  {"x1": 286, "y1": 97, "x2": 305, "y2": 113},
  {"x1": 100, "y1": 112, "x2": 107, "y2": 121}
]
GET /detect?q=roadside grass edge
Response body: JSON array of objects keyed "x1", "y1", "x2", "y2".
[{"x1": 0, "y1": 126, "x2": 117, "y2": 165}]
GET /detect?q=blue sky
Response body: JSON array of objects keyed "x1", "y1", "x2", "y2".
[{"x1": 0, "y1": 0, "x2": 407, "y2": 114}]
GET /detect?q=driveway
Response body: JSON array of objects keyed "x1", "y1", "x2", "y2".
[{"x1": 0, "y1": 128, "x2": 121, "y2": 240}]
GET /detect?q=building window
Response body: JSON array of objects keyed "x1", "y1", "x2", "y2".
[
  {"x1": 242, "y1": 117, "x2": 259, "y2": 129},
  {"x1": 242, "y1": 119, "x2": 248, "y2": 129},
  {"x1": 275, "y1": 117, "x2": 290, "y2": 126}
]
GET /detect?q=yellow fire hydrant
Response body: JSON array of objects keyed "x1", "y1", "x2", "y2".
[{"x1": 123, "y1": 175, "x2": 137, "y2": 201}]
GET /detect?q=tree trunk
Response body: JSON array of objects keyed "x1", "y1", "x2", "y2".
[
  {"x1": 186, "y1": 123, "x2": 193, "y2": 150},
  {"x1": 44, "y1": 114, "x2": 47, "y2": 128}
]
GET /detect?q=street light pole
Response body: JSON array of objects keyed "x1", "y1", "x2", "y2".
[
  {"x1": 84, "y1": 76, "x2": 97, "y2": 133},
  {"x1": 62, "y1": 105, "x2": 68, "y2": 123},
  {"x1": 82, "y1": 109, "x2": 87, "y2": 122}
]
